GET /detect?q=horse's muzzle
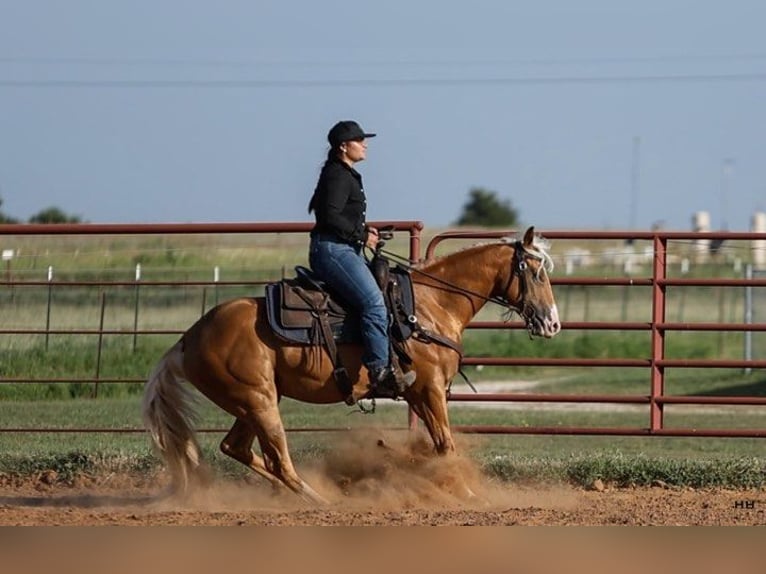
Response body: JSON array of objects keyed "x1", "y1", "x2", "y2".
[{"x1": 524, "y1": 304, "x2": 561, "y2": 338}]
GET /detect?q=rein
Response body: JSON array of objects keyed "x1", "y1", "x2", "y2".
[
  {"x1": 378, "y1": 241, "x2": 539, "y2": 313},
  {"x1": 374, "y1": 239, "x2": 548, "y2": 396},
  {"x1": 374, "y1": 241, "x2": 540, "y2": 361}
]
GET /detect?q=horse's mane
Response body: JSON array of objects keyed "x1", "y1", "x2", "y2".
[
  {"x1": 417, "y1": 231, "x2": 554, "y2": 273},
  {"x1": 515, "y1": 233, "x2": 555, "y2": 273}
]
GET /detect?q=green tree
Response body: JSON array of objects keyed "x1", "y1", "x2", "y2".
[
  {"x1": 28, "y1": 207, "x2": 82, "y2": 224},
  {"x1": 454, "y1": 187, "x2": 519, "y2": 227},
  {"x1": 0, "y1": 197, "x2": 19, "y2": 224}
]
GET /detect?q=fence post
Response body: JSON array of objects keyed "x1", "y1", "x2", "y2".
[
  {"x1": 582, "y1": 286, "x2": 590, "y2": 322},
  {"x1": 744, "y1": 264, "x2": 753, "y2": 375},
  {"x1": 3, "y1": 249, "x2": 14, "y2": 302},
  {"x1": 717, "y1": 285, "x2": 725, "y2": 351},
  {"x1": 676, "y1": 258, "x2": 689, "y2": 321},
  {"x1": 95, "y1": 291, "x2": 107, "y2": 398},
  {"x1": 621, "y1": 257, "x2": 631, "y2": 321},
  {"x1": 133, "y1": 263, "x2": 141, "y2": 352},
  {"x1": 649, "y1": 235, "x2": 668, "y2": 432},
  {"x1": 45, "y1": 266, "x2": 53, "y2": 351},
  {"x1": 214, "y1": 266, "x2": 220, "y2": 306}
]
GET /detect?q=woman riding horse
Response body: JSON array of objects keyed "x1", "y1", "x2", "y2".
[
  {"x1": 308, "y1": 120, "x2": 414, "y2": 398},
  {"x1": 142, "y1": 226, "x2": 560, "y2": 503}
]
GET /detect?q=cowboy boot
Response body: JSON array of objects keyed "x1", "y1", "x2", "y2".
[
  {"x1": 369, "y1": 365, "x2": 416, "y2": 398},
  {"x1": 389, "y1": 352, "x2": 416, "y2": 391}
]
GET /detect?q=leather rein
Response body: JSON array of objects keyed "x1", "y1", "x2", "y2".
[{"x1": 379, "y1": 240, "x2": 544, "y2": 358}]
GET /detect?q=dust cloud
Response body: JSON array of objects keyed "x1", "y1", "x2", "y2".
[{"x1": 150, "y1": 428, "x2": 578, "y2": 515}]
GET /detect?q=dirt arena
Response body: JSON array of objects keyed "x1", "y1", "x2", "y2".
[
  {"x1": 1, "y1": 433, "x2": 763, "y2": 526},
  {"x1": 1, "y1": 479, "x2": 763, "y2": 526}
]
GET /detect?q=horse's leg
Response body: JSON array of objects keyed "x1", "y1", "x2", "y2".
[
  {"x1": 408, "y1": 384, "x2": 456, "y2": 455},
  {"x1": 247, "y1": 403, "x2": 329, "y2": 505},
  {"x1": 219, "y1": 418, "x2": 288, "y2": 493},
  {"x1": 408, "y1": 384, "x2": 479, "y2": 500}
]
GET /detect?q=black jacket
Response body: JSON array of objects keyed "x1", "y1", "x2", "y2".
[{"x1": 308, "y1": 158, "x2": 367, "y2": 244}]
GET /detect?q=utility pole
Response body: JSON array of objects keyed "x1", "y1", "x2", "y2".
[
  {"x1": 720, "y1": 158, "x2": 735, "y2": 230},
  {"x1": 630, "y1": 136, "x2": 641, "y2": 230}
]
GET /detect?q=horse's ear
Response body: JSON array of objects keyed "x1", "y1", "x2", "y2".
[{"x1": 523, "y1": 226, "x2": 535, "y2": 246}]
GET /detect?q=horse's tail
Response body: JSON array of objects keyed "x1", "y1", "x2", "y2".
[{"x1": 141, "y1": 340, "x2": 206, "y2": 495}]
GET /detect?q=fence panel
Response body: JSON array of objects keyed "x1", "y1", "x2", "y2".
[
  {"x1": 426, "y1": 229, "x2": 766, "y2": 438},
  {"x1": 1, "y1": 222, "x2": 764, "y2": 438}
]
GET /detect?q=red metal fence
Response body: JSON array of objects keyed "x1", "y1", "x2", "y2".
[
  {"x1": 1, "y1": 222, "x2": 764, "y2": 438},
  {"x1": 428, "y1": 229, "x2": 766, "y2": 438}
]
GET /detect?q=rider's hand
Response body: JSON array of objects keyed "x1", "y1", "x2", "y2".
[{"x1": 365, "y1": 227, "x2": 379, "y2": 249}]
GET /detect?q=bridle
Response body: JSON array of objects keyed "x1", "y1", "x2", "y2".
[
  {"x1": 494, "y1": 240, "x2": 526, "y2": 310},
  {"x1": 379, "y1": 240, "x2": 546, "y2": 316},
  {"x1": 373, "y1": 240, "x2": 550, "y2": 366},
  {"x1": 496, "y1": 240, "x2": 554, "y2": 338}
]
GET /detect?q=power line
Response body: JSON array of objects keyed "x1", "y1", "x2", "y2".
[
  {"x1": 1, "y1": 73, "x2": 765, "y2": 89},
  {"x1": 2, "y1": 53, "x2": 766, "y2": 68}
]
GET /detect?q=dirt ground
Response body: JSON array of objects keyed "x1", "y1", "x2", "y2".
[
  {"x1": 1, "y1": 434, "x2": 764, "y2": 526},
  {"x1": 1, "y1": 479, "x2": 763, "y2": 526}
]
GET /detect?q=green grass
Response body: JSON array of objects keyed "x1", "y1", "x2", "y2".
[
  {"x1": 463, "y1": 327, "x2": 748, "y2": 366},
  {"x1": 1, "y1": 319, "x2": 761, "y2": 398},
  {"x1": 482, "y1": 452, "x2": 766, "y2": 489},
  {"x1": 0, "y1": 338, "x2": 171, "y2": 399},
  {"x1": 0, "y1": 395, "x2": 763, "y2": 488}
]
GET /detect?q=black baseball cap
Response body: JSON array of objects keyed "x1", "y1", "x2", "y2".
[{"x1": 327, "y1": 120, "x2": 377, "y2": 147}]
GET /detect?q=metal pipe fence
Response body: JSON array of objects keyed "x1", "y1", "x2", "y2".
[
  {"x1": 426, "y1": 229, "x2": 766, "y2": 438},
  {"x1": 0, "y1": 222, "x2": 764, "y2": 438}
]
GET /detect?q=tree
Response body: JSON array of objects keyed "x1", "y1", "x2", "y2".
[
  {"x1": 28, "y1": 207, "x2": 82, "y2": 224},
  {"x1": 453, "y1": 187, "x2": 519, "y2": 227},
  {"x1": 0, "y1": 197, "x2": 19, "y2": 224}
]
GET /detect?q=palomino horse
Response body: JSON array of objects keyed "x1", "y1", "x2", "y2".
[{"x1": 142, "y1": 226, "x2": 560, "y2": 503}]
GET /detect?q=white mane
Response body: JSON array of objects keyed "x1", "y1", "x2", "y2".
[{"x1": 501, "y1": 232, "x2": 555, "y2": 274}]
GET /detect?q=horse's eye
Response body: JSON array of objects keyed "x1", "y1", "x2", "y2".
[{"x1": 518, "y1": 260, "x2": 527, "y2": 271}]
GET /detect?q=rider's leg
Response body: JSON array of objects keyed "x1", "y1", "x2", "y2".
[{"x1": 309, "y1": 237, "x2": 414, "y2": 395}]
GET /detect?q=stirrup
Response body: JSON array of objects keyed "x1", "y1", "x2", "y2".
[{"x1": 369, "y1": 366, "x2": 416, "y2": 398}]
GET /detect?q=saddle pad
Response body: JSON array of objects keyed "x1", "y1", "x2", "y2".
[
  {"x1": 264, "y1": 264, "x2": 416, "y2": 345},
  {"x1": 265, "y1": 282, "x2": 359, "y2": 345},
  {"x1": 279, "y1": 280, "x2": 345, "y2": 329}
]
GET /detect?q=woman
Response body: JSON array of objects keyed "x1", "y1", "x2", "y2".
[{"x1": 308, "y1": 120, "x2": 415, "y2": 398}]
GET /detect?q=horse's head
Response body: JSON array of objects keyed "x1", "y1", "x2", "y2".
[{"x1": 498, "y1": 226, "x2": 561, "y2": 338}]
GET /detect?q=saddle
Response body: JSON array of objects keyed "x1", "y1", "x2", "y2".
[{"x1": 264, "y1": 255, "x2": 418, "y2": 403}]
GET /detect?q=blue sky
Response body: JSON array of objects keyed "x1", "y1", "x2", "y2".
[{"x1": 1, "y1": 1, "x2": 764, "y2": 231}]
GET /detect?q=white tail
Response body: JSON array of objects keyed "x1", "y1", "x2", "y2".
[{"x1": 141, "y1": 341, "x2": 205, "y2": 494}]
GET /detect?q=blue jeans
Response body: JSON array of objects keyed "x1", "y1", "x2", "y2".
[{"x1": 309, "y1": 234, "x2": 389, "y2": 371}]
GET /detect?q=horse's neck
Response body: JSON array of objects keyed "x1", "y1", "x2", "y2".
[{"x1": 417, "y1": 243, "x2": 507, "y2": 330}]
